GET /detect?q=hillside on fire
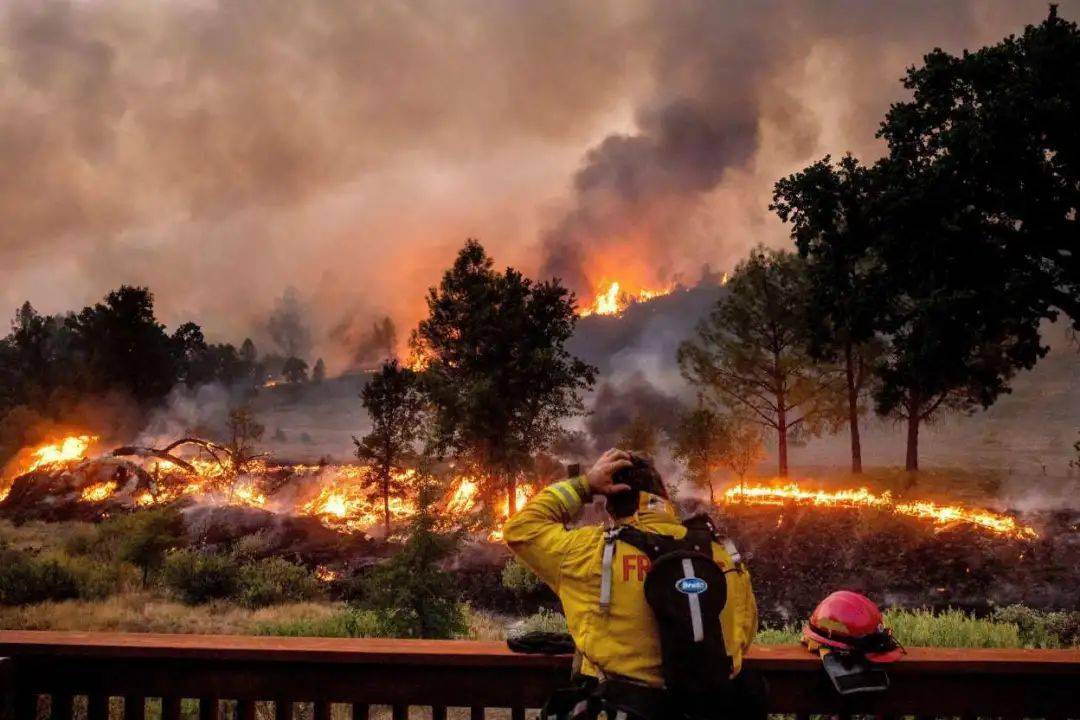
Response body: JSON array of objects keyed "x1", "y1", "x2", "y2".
[{"x1": 0, "y1": 2, "x2": 1079, "y2": 654}]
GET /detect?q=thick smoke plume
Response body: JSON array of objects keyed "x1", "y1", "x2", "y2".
[
  {"x1": 541, "y1": 1, "x2": 1069, "y2": 297},
  {"x1": 586, "y1": 371, "x2": 685, "y2": 452},
  {"x1": 0, "y1": 0, "x2": 1072, "y2": 367}
]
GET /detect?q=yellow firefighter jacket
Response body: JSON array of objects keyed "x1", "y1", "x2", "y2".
[{"x1": 504, "y1": 477, "x2": 758, "y2": 687}]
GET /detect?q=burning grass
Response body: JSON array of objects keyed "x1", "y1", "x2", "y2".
[{"x1": 722, "y1": 480, "x2": 1037, "y2": 540}]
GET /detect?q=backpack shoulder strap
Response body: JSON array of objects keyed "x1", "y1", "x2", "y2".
[
  {"x1": 683, "y1": 514, "x2": 745, "y2": 571},
  {"x1": 614, "y1": 526, "x2": 682, "y2": 561}
]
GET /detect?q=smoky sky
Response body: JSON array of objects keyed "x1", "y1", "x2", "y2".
[{"x1": 0, "y1": 0, "x2": 1074, "y2": 371}]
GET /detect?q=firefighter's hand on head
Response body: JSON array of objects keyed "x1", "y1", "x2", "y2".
[{"x1": 586, "y1": 448, "x2": 633, "y2": 496}]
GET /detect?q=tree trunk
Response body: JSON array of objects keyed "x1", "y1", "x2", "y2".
[
  {"x1": 905, "y1": 394, "x2": 921, "y2": 473},
  {"x1": 507, "y1": 473, "x2": 517, "y2": 516},
  {"x1": 776, "y1": 409, "x2": 788, "y2": 477},
  {"x1": 383, "y1": 474, "x2": 391, "y2": 538},
  {"x1": 775, "y1": 354, "x2": 789, "y2": 477},
  {"x1": 845, "y1": 341, "x2": 863, "y2": 474}
]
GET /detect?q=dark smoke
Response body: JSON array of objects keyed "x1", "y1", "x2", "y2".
[
  {"x1": 0, "y1": 0, "x2": 1071, "y2": 362},
  {"x1": 540, "y1": 1, "x2": 1058, "y2": 294},
  {"x1": 586, "y1": 371, "x2": 686, "y2": 451}
]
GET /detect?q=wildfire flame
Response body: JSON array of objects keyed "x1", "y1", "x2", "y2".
[
  {"x1": 579, "y1": 281, "x2": 674, "y2": 317},
  {"x1": 722, "y1": 482, "x2": 1037, "y2": 540},
  {"x1": 80, "y1": 480, "x2": 118, "y2": 502},
  {"x1": 20, "y1": 435, "x2": 97, "y2": 475},
  {"x1": 0, "y1": 434, "x2": 99, "y2": 501}
]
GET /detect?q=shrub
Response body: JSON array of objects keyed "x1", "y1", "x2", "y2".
[
  {"x1": 993, "y1": 604, "x2": 1080, "y2": 648},
  {"x1": 501, "y1": 559, "x2": 543, "y2": 596},
  {"x1": 755, "y1": 624, "x2": 801, "y2": 644},
  {"x1": 236, "y1": 558, "x2": 320, "y2": 608},
  {"x1": 46, "y1": 552, "x2": 139, "y2": 600},
  {"x1": 358, "y1": 481, "x2": 466, "y2": 638},
  {"x1": 99, "y1": 509, "x2": 186, "y2": 584},
  {"x1": 509, "y1": 608, "x2": 568, "y2": 636},
  {"x1": 0, "y1": 546, "x2": 79, "y2": 605},
  {"x1": 255, "y1": 607, "x2": 402, "y2": 638},
  {"x1": 231, "y1": 531, "x2": 274, "y2": 562},
  {"x1": 161, "y1": 550, "x2": 240, "y2": 604}
]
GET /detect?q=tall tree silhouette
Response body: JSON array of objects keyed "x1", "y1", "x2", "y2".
[{"x1": 412, "y1": 239, "x2": 595, "y2": 513}]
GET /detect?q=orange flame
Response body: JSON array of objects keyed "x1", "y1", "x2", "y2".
[
  {"x1": 4, "y1": 433, "x2": 535, "y2": 540},
  {"x1": 1, "y1": 434, "x2": 99, "y2": 501},
  {"x1": 579, "y1": 280, "x2": 674, "y2": 317},
  {"x1": 722, "y1": 482, "x2": 1037, "y2": 539},
  {"x1": 21, "y1": 435, "x2": 97, "y2": 474},
  {"x1": 80, "y1": 480, "x2": 118, "y2": 502}
]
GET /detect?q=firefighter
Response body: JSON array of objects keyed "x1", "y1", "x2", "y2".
[{"x1": 503, "y1": 448, "x2": 762, "y2": 720}]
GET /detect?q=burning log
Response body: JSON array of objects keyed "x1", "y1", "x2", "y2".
[{"x1": 111, "y1": 446, "x2": 196, "y2": 473}]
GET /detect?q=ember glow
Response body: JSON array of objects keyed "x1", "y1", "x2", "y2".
[
  {"x1": 578, "y1": 281, "x2": 675, "y2": 317},
  {"x1": 80, "y1": 480, "x2": 118, "y2": 502},
  {"x1": 722, "y1": 482, "x2": 1037, "y2": 540},
  {"x1": 300, "y1": 467, "x2": 419, "y2": 533}
]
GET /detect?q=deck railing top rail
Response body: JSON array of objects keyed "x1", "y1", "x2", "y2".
[
  {"x1": 1, "y1": 630, "x2": 1077, "y2": 672},
  {"x1": 1, "y1": 631, "x2": 1078, "y2": 718}
]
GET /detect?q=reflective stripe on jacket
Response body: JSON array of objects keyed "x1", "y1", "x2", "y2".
[{"x1": 503, "y1": 478, "x2": 758, "y2": 687}]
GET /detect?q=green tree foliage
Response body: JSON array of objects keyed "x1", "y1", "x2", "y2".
[
  {"x1": 98, "y1": 508, "x2": 186, "y2": 585},
  {"x1": 678, "y1": 247, "x2": 841, "y2": 476},
  {"x1": 69, "y1": 286, "x2": 180, "y2": 404},
  {"x1": 358, "y1": 479, "x2": 465, "y2": 638},
  {"x1": 865, "y1": 8, "x2": 1080, "y2": 470},
  {"x1": 880, "y1": 6, "x2": 1080, "y2": 328},
  {"x1": 0, "y1": 288, "x2": 258, "y2": 466},
  {"x1": 355, "y1": 359, "x2": 425, "y2": 536},
  {"x1": 411, "y1": 239, "x2": 596, "y2": 513},
  {"x1": 671, "y1": 405, "x2": 730, "y2": 501},
  {"x1": 772, "y1": 155, "x2": 884, "y2": 474}
]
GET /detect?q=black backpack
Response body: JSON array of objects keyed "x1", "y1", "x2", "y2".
[{"x1": 600, "y1": 515, "x2": 743, "y2": 702}]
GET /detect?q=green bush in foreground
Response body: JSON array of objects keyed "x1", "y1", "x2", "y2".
[
  {"x1": 237, "y1": 557, "x2": 321, "y2": 608},
  {"x1": 163, "y1": 550, "x2": 321, "y2": 608},
  {"x1": 759, "y1": 607, "x2": 1079, "y2": 649},
  {"x1": 162, "y1": 550, "x2": 240, "y2": 604},
  {"x1": 255, "y1": 607, "x2": 408, "y2": 638},
  {"x1": 501, "y1": 559, "x2": 543, "y2": 596},
  {"x1": 0, "y1": 545, "x2": 79, "y2": 605},
  {"x1": 992, "y1": 604, "x2": 1080, "y2": 648},
  {"x1": 357, "y1": 482, "x2": 466, "y2": 639}
]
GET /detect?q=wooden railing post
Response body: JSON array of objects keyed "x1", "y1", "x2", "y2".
[{"x1": 0, "y1": 659, "x2": 13, "y2": 720}]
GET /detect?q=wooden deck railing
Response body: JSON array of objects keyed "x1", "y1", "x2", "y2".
[{"x1": 0, "y1": 632, "x2": 1077, "y2": 720}]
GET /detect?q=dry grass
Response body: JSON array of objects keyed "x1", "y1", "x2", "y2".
[
  {"x1": 0, "y1": 592, "x2": 346, "y2": 634},
  {"x1": 0, "y1": 518, "x2": 96, "y2": 552}
]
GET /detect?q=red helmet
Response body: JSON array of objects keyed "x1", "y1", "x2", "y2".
[{"x1": 802, "y1": 590, "x2": 903, "y2": 663}]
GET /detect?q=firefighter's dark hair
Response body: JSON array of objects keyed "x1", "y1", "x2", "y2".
[{"x1": 607, "y1": 454, "x2": 666, "y2": 518}]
